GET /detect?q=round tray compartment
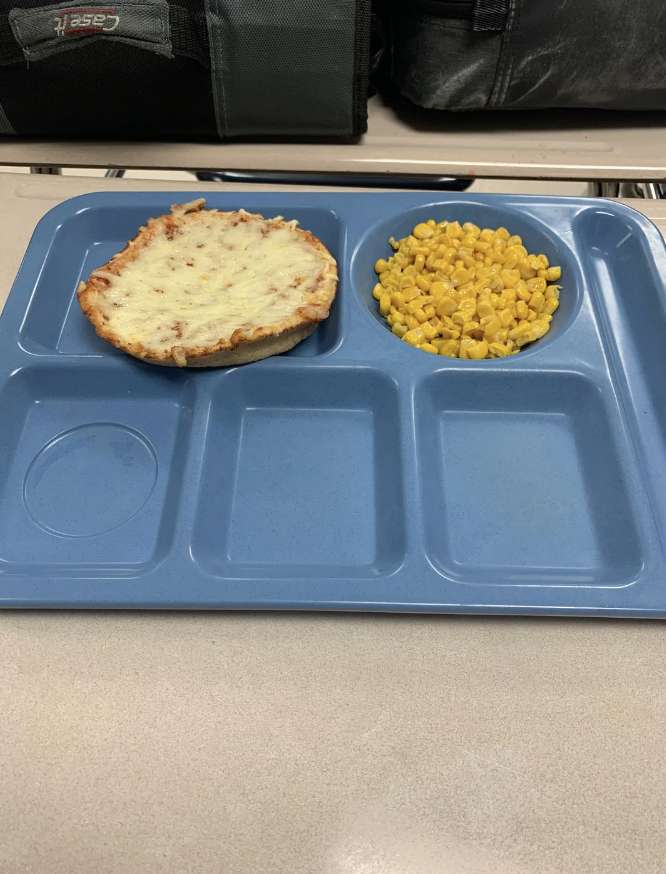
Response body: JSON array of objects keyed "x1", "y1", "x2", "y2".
[{"x1": 351, "y1": 199, "x2": 583, "y2": 361}]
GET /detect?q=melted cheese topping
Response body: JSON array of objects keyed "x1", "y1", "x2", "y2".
[{"x1": 93, "y1": 211, "x2": 334, "y2": 356}]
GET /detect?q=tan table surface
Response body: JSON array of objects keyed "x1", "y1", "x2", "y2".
[
  {"x1": 2, "y1": 95, "x2": 666, "y2": 181},
  {"x1": 1, "y1": 174, "x2": 665, "y2": 874}
]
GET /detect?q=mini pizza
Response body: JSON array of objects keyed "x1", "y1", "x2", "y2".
[{"x1": 77, "y1": 199, "x2": 338, "y2": 366}]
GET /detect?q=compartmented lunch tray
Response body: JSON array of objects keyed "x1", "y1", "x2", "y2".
[{"x1": 2, "y1": 191, "x2": 666, "y2": 614}]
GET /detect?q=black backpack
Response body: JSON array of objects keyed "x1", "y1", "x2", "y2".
[{"x1": 0, "y1": 0, "x2": 370, "y2": 138}]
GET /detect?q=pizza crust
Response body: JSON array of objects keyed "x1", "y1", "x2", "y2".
[{"x1": 77, "y1": 199, "x2": 338, "y2": 367}]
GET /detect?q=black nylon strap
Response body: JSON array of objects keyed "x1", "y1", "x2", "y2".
[{"x1": 474, "y1": 0, "x2": 509, "y2": 31}]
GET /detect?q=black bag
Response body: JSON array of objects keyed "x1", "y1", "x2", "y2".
[
  {"x1": 0, "y1": 0, "x2": 370, "y2": 138},
  {"x1": 383, "y1": 0, "x2": 666, "y2": 111}
]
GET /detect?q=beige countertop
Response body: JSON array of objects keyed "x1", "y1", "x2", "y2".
[
  {"x1": 1, "y1": 174, "x2": 665, "y2": 874},
  {"x1": 2, "y1": 95, "x2": 666, "y2": 181}
]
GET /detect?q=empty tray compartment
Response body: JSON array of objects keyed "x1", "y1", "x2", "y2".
[
  {"x1": 415, "y1": 370, "x2": 643, "y2": 586},
  {"x1": 0, "y1": 364, "x2": 194, "y2": 573},
  {"x1": 191, "y1": 366, "x2": 406, "y2": 579}
]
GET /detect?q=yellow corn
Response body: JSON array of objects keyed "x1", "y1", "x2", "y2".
[
  {"x1": 403, "y1": 328, "x2": 425, "y2": 346},
  {"x1": 422, "y1": 321, "x2": 438, "y2": 340},
  {"x1": 437, "y1": 339, "x2": 458, "y2": 357},
  {"x1": 436, "y1": 297, "x2": 458, "y2": 318},
  {"x1": 531, "y1": 320, "x2": 550, "y2": 339},
  {"x1": 530, "y1": 292, "x2": 545, "y2": 313},
  {"x1": 515, "y1": 280, "x2": 531, "y2": 302},
  {"x1": 498, "y1": 308, "x2": 514, "y2": 328},
  {"x1": 373, "y1": 219, "x2": 563, "y2": 357},
  {"x1": 527, "y1": 277, "x2": 547, "y2": 295},
  {"x1": 516, "y1": 330, "x2": 538, "y2": 347},
  {"x1": 468, "y1": 340, "x2": 489, "y2": 360},
  {"x1": 488, "y1": 342, "x2": 508, "y2": 357}
]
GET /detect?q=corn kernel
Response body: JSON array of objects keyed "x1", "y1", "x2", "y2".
[
  {"x1": 530, "y1": 292, "x2": 545, "y2": 313},
  {"x1": 436, "y1": 296, "x2": 458, "y2": 317},
  {"x1": 379, "y1": 294, "x2": 391, "y2": 317},
  {"x1": 462, "y1": 320, "x2": 481, "y2": 336},
  {"x1": 423, "y1": 304, "x2": 436, "y2": 320},
  {"x1": 488, "y1": 342, "x2": 508, "y2": 357},
  {"x1": 414, "y1": 308, "x2": 429, "y2": 323},
  {"x1": 392, "y1": 323, "x2": 408, "y2": 338},
  {"x1": 414, "y1": 254, "x2": 426, "y2": 272},
  {"x1": 518, "y1": 258, "x2": 537, "y2": 280},
  {"x1": 509, "y1": 323, "x2": 532, "y2": 340},
  {"x1": 374, "y1": 259, "x2": 390, "y2": 274},
  {"x1": 515, "y1": 300, "x2": 528, "y2": 320},
  {"x1": 402, "y1": 286, "x2": 421, "y2": 303},
  {"x1": 415, "y1": 274, "x2": 432, "y2": 292},
  {"x1": 507, "y1": 235, "x2": 522, "y2": 247},
  {"x1": 527, "y1": 277, "x2": 547, "y2": 295},
  {"x1": 546, "y1": 266, "x2": 562, "y2": 282},
  {"x1": 527, "y1": 309, "x2": 538, "y2": 322},
  {"x1": 439, "y1": 339, "x2": 460, "y2": 357},
  {"x1": 498, "y1": 308, "x2": 514, "y2": 328},
  {"x1": 372, "y1": 284, "x2": 383, "y2": 301},
  {"x1": 422, "y1": 321, "x2": 438, "y2": 340},
  {"x1": 543, "y1": 297, "x2": 559, "y2": 315},
  {"x1": 545, "y1": 285, "x2": 561, "y2": 300},
  {"x1": 403, "y1": 328, "x2": 425, "y2": 346},
  {"x1": 413, "y1": 223, "x2": 434, "y2": 240},
  {"x1": 531, "y1": 320, "x2": 550, "y2": 339},
  {"x1": 468, "y1": 340, "x2": 489, "y2": 360},
  {"x1": 516, "y1": 330, "x2": 538, "y2": 347},
  {"x1": 405, "y1": 315, "x2": 420, "y2": 331},
  {"x1": 515, "y1": 280, "x2": 531, "y2": 302},
  {"x1": 420, "y1": 343, "x2": 439, "y2": 354}
]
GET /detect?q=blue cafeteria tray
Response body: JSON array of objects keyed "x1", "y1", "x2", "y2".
[{"x1": 2, "y1": 191, "x2": 666, "y2": 614}]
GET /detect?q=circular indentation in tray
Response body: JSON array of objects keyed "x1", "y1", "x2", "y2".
[
  {"x1": 351, "y1": 200, "x2": 583, "y2": 360},
  {"x1": 24, "y1": 424, "x2": 157, "y2": 538}
]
